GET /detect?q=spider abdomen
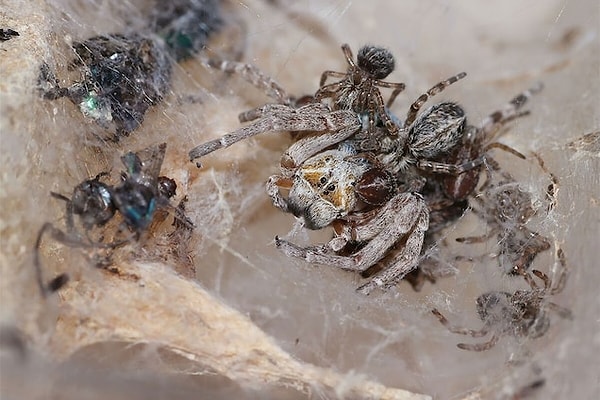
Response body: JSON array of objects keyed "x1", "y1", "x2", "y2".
[{"x1": 409, "y1": 102, "x2": 466, "y2": 160}]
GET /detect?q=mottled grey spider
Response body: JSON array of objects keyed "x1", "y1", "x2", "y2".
[
  {"x1": 271, "y1": 140, "x2": 429, "y2": 294},
  {"x1": 432, "y1": 248, "x2": 572, "y2": 351},
  {"x1": 456, "y1": 152, "x2": 557, "y2": 276}
]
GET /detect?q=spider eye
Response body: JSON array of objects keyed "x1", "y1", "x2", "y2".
[
  {"x1": 327, "y1": 184, "x2": 336, "y2": 192},
  {"x1": 319, "y1": 176, "x2": 327, "y2": 184}
]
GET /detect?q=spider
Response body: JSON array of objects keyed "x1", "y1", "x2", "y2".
[
  {"x1": 34, "y1": 143, "x2": 188, "y2": 296},
  {"x1": 188, "y1": 43, "x2": 408, "y2": 165},
  {"x1": 273, "y1": 80, "x2": 544, "y2": 293},
  {"x1": 431, "y1": 248, "x2": 572, "y2": 351},
  {"x1": 314, "y1": 44, "x2": 406, "y2": 134},
  {"x1": 266, "y1": 130, "x2": 429, "y2": 294},
  {"x1": 456, "y1": 153, "x2": 557, "y2": 276},
  {"x1": 400, "y1": 84, "x2": 543, "y2": 290},
  {"x1": 432, "y1": 83, "x2": 542, "y2": 201},
  {"x1": 187, "y1": 44, "x2": 544, "y2": 294}
]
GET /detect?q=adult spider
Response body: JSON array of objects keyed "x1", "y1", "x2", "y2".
[
  {"x1": 431, "y1": 248, "x2": 572, "y2": 351},
  {"x1": 265, "y1": 114, "x2": 434, "y2": 294},
  {"x1": 34, "y1": 143, "x2": 187, "y2": 296}
]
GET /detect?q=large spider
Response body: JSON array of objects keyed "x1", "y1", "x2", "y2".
[
  {"x1": 34, "y1": 143, "x2": 187, "y2": 296},
  {"x1": 431, "y1": 249, "x2": 572, "y2": 351},
  {"x1": 271, "y1": 141, "x2": 429, "y2": 294}
]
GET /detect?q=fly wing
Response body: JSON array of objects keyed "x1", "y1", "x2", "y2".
[{"x1": 122, "y1": 143, "x2": 167, "y2": 189}]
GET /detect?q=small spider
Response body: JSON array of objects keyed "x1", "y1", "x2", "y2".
[
  {"x1": 400, "y1": 84, "x2": 543, "y2": 290},
  {"x1": 432, "y1": 248, "x2": 572, "y2": 351},
  {"x1": 189, "y1": 43, "x2": 406, "y2": 165},
  {"x1": 433, "y1": 83, "x2": 542, "y2": 201},
  {"x1": 34, "y1": 143, "x2": 188, "y2": 296},
  {"x1": 314, "y1": 44, "x2": 406, "y2": 134},
  {"x1": 456, "y1": 153, "x2": 557, "y2": 276}
]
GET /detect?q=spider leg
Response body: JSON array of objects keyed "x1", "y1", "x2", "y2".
[
  {"x1": 457, "y1": 334, "x2": 500, "y2": 351},
  {"x1": 266, "y1": 175, "x2": 293, "y2": 213},
  {"x1": 314, "y1": 80, "x2": 347, "y2": 102},
  {"x1": 280, "y1": 110, "x2": 361, "y2": 172},
  {"x1": 485, "y1": 142, "x2": 526, "y2": 159},
  {"x1": 546, "y1": 302, "x2": 573, "y2": 319},
  {"x1": 431, "y1": 309, "x2": 491, "y2": 337},
  {"x1": 356, "y1": 205, "x2": 428, "y2": 294},
  {"x1": 370, "y1": 86, "x2": 399, "y2": 134},
  {"x1": 341, "y1": 43, "x2": 356, "y2": 68},
  {"x1": 531, "y1": 151, "x2": 559, "y2": 212},
  {"x1": 204, "y1": 58, "x2": 290, "y2": 105},
  {"x1": 276, "y1": 192, "x2": 427, "y2": 277},
  {"x1": 405, "y1": 72, "x2": 467, "y2": 127},
  {"x1": 456, "y1": 230, "x2": 495, "y2": 244},
  {"x1": 479, "y1": 82, "x2": 543, "y2": 137},
  {"x1": 318, "y1": 70, "x2": 347, "y2": 87},
  {"x1": 189, "y1": 103, "x2": 345, "y2": 164},
  {"x1": 532, "y1": 269, "x2": 551, "y2": 290},
  {"x1": 375, "y1": 80, "x2": 406, "y2": 109}
]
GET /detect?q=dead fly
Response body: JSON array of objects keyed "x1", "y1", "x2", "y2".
[
  {"x1": 34, "y1": 143, "x2": 189, "y2": 296},
  {"x1": 432, "y1": 249, "x2": 572, "y2": 351},
  {"x1": 38, "y1": 34, "x2": 172, "y2": 139}
]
